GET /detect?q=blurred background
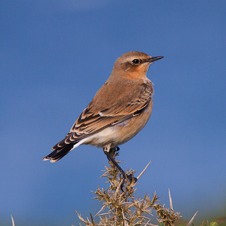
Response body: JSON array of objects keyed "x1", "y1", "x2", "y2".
[{"x1": 1, "y1": 0, "x2": 226, "y2": 225}]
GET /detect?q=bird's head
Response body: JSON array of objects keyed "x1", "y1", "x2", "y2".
[{"x1": 112, "y1": 51, "x2": 163, "y2": 79}]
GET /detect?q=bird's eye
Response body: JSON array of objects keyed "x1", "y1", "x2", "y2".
[{"x1": 132, "y1": 59, "x2": 140, "y2": 65}]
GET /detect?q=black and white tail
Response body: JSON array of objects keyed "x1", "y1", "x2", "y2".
[
  {"x1": 43, "y1": 143, "x2": 74, "y2": 162},
  {"x1": 43, "y1": 128, "x2": 86, "y2": 162}
]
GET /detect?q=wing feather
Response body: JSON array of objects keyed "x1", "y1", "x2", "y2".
[{"x1": 53, "y1": 79, "x2": 153, "y2": 150}]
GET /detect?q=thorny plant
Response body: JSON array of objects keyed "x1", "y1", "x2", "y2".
[
  {"x1": 8, "y1": 153, "x2": 225, "y2": 226},
  {"x1": 77, "y1": 151, "x2": 180, "y2": 226}
]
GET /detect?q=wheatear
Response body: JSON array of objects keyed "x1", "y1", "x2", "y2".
[{"x1": 44, "y1": 51, "x2": 163, "y2": 179}]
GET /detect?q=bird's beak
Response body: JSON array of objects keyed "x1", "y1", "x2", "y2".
[{"x1": 148, "y1": 56, "x2": 164, "y2": 63}]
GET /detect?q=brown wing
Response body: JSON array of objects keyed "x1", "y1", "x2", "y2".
[{"x1": 53, "y1": 79, "x2": 153, "y2": 149}]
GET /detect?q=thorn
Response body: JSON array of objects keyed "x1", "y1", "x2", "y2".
[
  {"x1": 90, "y1": 213, "x2": 95, "y2": 224},
  {"x1": 95, "y1": 205, "x2": 106, "y2": 217},
  {"x1": 187, "y1": 211, "x2": 198, "y2": 226},
  {"x1": 11, "y1": 215, "x2": 15, "y2": 226},
  {"x1": 168, "y1": 188, "x2": 173, "y2": 210},
  {"x1": 137, "y1": 161, "x2": 151, "y2": 180},
  {"x1": 116, "y1": 178, "x2": 125, "y2": 193}
]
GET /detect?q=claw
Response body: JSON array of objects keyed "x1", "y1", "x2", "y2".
[
  {"x1": 126, "y1": 173, "x2": 137, "y2": 183},
  {"x1": 120, "y1": 173, "x2": 138, "y2": 192}
]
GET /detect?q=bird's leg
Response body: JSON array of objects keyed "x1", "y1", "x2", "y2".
[
  {"x1": 108, "y1": 146, "x2": 120, "y2": 159},
  {"x1": 103, "y1": 146, "x2": 137, "y2": 184},
  {"x1": 104, "y1": 146, "x2": 127, "y2": 179}
]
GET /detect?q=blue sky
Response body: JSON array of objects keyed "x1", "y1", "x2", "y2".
[{"x1": 1, "y1": 0, "x2": 226, "y2": 225}]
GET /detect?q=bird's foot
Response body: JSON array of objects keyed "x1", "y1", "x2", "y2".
[
  {"x1": 120, "y1": 172, "x2": 137, "y2": 192},
  {"x1": 126, "y1": 173, "x2": 137, "y2": 183}
]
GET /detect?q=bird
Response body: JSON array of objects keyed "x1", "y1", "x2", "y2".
[{"x1": 43, "y1": 51, "x2": 163, "y2": 179}]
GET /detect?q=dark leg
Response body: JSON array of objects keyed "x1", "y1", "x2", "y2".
[
  {"x1": 104, "y1": 147, "x2": 127, "y2": 179},
  {"x1": 103, "y1": 146, "x2": 137, "y2": 183}
]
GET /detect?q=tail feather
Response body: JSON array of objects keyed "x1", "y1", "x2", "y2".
[
  {"x1": 44, "y1": 132, "x2": 85, "y2": 162},
  {"x1": 43, "y1": 143, "x2": 74, "y2": 162}
]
